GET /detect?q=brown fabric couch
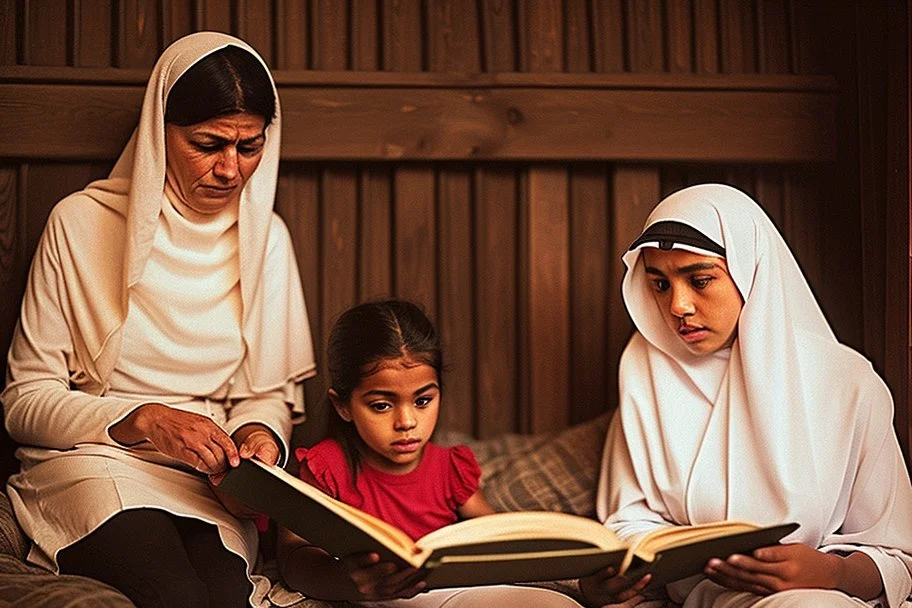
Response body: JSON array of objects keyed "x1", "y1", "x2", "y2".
[{"x1": 0, "y1": 414, "x2": 610, "y2": 607}]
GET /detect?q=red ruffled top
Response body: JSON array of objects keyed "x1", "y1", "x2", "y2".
[{"x1": 295, "y1": 439, "x2": 481, "y2": 541}]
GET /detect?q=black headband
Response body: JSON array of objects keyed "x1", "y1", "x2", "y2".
[{"x1": 627, "y1": 220, "x2": 726, "y2": 257}]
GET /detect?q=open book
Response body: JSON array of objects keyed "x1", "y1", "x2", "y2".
[{"x1": 218, "y1": 458, "x2": 798, "y2": 589}]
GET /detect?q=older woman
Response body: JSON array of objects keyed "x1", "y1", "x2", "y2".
[
  {"x1": 580, "y1": 184, "x2": 912, "y2": 607},
  {"x1": 1, "y1": 32, "x2": 315, "y2": 607}
]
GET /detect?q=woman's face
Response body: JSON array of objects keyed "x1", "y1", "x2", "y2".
[
  {"x1": 641, "y1": 248, "x2": 744, "y2": 355},
  {"x1": 164, "y1": 112, "x2": 266, "y2": 216}
]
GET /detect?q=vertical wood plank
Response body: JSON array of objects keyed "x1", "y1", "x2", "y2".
[
  {"x1": 358, "y1": 167, "x2": 393, "y2": 300},
  {"x1": 276, "y1": 165, "x2": 324, "y2": 444},
  {"x1": 564, "y1": 0, "x2": 591, "y2": 72},
  {"x1": 23, "y1": 0, "x2": 68, "y2": 65},
  {"x1": 666, "y1": 0, "x2": 693, "y2": 73},
  {"x1": 383, "y1": 0, "x2": 423, "y2": 70},
  {"x1": 625, "y1": 0, "x2": 664, "y2": 72},
  {"x1": 312, "y1": 0, "x2": 349, "y2": 70},
  {"x1": 0, "y1": 164, "x2": 21, "y2": 483},
  {"x1": 393, "y1": 166, "x2": 436, "y2": 311},
  {"x1": 570, "y1": 165, "x2": 611, "y2": 422},
  {"x1": 320, "y1": 166, "x2": 359, "y2": 349},
  {"x1": 521, "y1": 0, "x2": 569, "y2": 432},
  {"x1": 474, "y1": 167, "x2": 518, "y2": 437},
  {"x1": 236, "y1": 0, "x2": 273, "y2": 65},
  {"x1": 719, "y1": 0, "x2": 757, "y2": 73},
  {"x1": 74, "y1": 0, "x2": 112, "y2": 66},
  {"x1": 518, "y1": 0, "x2": 563, "y2": 72},
  {"x1": 479, "y1": 0, "x2": 516, "y2": 72},
  {"x1": 609, "y1": 166, "x2": 660, "y2": 394},
  {"x1": 197, "y1": 0, "x2": 232, "y2": 34},
  {"x1": 526, "y1": 167, "x2": 570, "y2": 432},
  {"x1": 436, "y1": 167, "x2": 475, "y2": 434},
  {"x1": 782, "y1": 169, "x2": 825, "y2": 324},
  {"x1": 693, "y1": 0, "x2": 719, "y2": 73},
  {"x1": 117, "y1": 0, "x2": 160, "y2": 68},
  {"x1": 426, "y1": 0, "x2": 480, "y2": 72},
  {"x1": 591, "y1": 0, "x2": 624, "y2": 72},
  {"x1": 753, "y1": 166, "x2": 786, "y2": 240},
  {"x1": 162, "y1": 0, "x2": 194, "y2": 47},
  {"x1": 351, "y1": 0, "x2": 379, "y2": 70},
  {"x1": 0, "y1": 0, "x2": 16, "y2": 64},
  {"x1": 757, "y1": 0, "x2": 789, "y2": 73},
  {"x1": 275, "y1": 0, "x2": 309, "y2": 69}
]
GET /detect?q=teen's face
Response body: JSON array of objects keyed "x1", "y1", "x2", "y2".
[
  {"x1": 641, "y1": 248, "x2": 744, "y2": 355},
  {"x1": 164, "y1": 112, "x2": 266, "y2": 216},
  {"x1": 334, "y1": 358, "x2": 440, "y2": 475}
]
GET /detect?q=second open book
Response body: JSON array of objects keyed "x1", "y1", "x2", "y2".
[{"x1": 218, "y1": 458, "x2": 798, "y2": 590}]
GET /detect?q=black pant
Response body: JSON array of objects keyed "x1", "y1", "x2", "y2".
[{"x1": 58, "y1": 508, "x2": 252, "y2": 608}]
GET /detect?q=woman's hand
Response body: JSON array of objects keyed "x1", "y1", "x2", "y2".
[
  {"x1": 579, "y1": 566, "x2": 650, "y2": 607},
  {"x1": 338, "y1": 552, "x2": 426, "y2": 601},
  {"x1": 110, "y1": 403, "x2": 239, "y2": 473},
  {"x1": 704, "y1": 543, "x2": 840, "y2": 595}
]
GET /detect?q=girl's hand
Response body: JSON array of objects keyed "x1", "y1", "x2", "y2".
[
  {"x1": 579, "y1": 566, "x2": 650, "y2": 607},
  {"x1": 339, "y1": 552, "x2": 426, "y2": 600},
  {"x1": 704, "y1": 543, "x2": 840, "y2": 595}
]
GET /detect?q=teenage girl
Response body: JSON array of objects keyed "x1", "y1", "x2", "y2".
[{"x1": 277, "y1": 299, "x2": 596, "y2": 608}]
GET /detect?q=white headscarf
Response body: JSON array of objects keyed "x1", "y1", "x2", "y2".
[
  {"x1": 600, "y1": 184, "x2": 912, "y2": 599},
  {"x1": 56, "y1": 31, "x2": 315, "y2": 403}
]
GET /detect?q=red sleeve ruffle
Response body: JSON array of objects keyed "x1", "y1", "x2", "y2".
[
  {"x1": 447, "y1": 444, "x2": 482, "y2": 508},
  {"x1": 294, "y1": 441, "x2": 344, "y2": 499}
]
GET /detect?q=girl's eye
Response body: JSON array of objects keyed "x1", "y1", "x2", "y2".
[
  {"x1": 415, "y1": 396, "x2": 434, "y2": 408},
  {"x1": 692, "y1": 276, "x2": 713, "y2": 289},
  {"x1": 368, "y1": 401, "x2": 392, "y2": 413},
  {"x1": 651, "y1": 279, "x2": 670, "y2": 292}
]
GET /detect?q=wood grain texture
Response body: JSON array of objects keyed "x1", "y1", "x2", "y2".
[
  {"x1": 626, "y1": 0, "x2": 663, "y2": 72},
  {"x1": 719, "y1": 0, "x2": 757, "y2": 74},
  {"x1": 569, "y1": 165, "x2": 611, "y2": 422},
  {"x1": 591, "y1": 0, "x2": 624, "y2": 72},
  {"x1": 23, "y1": 0, "x2": 67, "y2": 66},
  {"x1": 665, "y1": 0, "x2": 693, "y2": 73},
  {"x1": 393, "y1": 166, "x2": 436, "y2": 310},
  {"x1": 693, "y1": 0, "x2": 720, "y2": 73},
  {"x1": 275, "y1": 0, "x2": 309, "y2": 69},
  {"x1": 474, "y1": 166, "x2": 519, "y2": 437},
  {"x1": 427, "y1": 0, "x2": 481, "y2": 73},
  {"x1": 0, "y1": 0, "x2": 16, "y2": 64},
  {"x1": 75, "y1": 0, "x2": 113, "y2": 67},
  {"x1": 358, "y1": 167, "x2": 393, "y2": 300},
  {"x1": 312, "y1": 0, "x2": 348, "y2": 70},
  {"x1": 117, "y1": 0, "x2": 160, "y2": 68},
  {"x1": 436, "y1": 166, "x2": 475, "y2": 434}
]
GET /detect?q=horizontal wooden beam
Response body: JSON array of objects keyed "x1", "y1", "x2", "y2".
[{"x1": 0, "y1": 71, "x2": 837, "y2": 162}]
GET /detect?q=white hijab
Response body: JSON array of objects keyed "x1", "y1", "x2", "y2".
[
  {"x1": 600, "y1": 184, "x2": 912, "y2": 595},
  {"x1": 61, "y1": 32, "x2": 315, "y2": 403}
]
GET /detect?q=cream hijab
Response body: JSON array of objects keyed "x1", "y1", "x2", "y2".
[
  {"x1": 61, "y1": 32, "x2": 315, "y2": 403},
  {"x1": 601, "y1": 184, "x2": 912, "y2": 578}
]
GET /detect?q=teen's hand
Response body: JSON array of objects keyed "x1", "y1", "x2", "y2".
[
  {"x1": 339, "y1": 552, "x2": 426, "y2": 600},
  {"x1": 704, "y1": 543, "x2": 840, "y2": 595},
  {"x1": 110, "y1": 403, "x2": 239, "y2": 473},
  {"x1": 579, "y1": 566, "x2": 650, "y2": 607}
]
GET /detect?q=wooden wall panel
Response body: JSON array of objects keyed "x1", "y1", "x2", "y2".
[
  {"x1": 23, "y1": 0, "x2": 67, "y2": 66},
  {"x1": 474, "y1": 166, "x2": 519, "y2": 438},
  {"x1": 437, "y1": 167, "x2": 475, "y2": 434},
  {"x1": 0, "y1": 0, "x2": 904, "y2": 457}
]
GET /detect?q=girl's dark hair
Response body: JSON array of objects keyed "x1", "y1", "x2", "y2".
[
  {"x1": 165, "y1": 45, "x2": 276, "y2": 127},
  {"x1": 326, "y1": 299, "x2": 443, "y2": 478}
]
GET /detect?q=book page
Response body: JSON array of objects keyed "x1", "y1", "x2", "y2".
[
  {"x1": 634, "y1": 520, "x2": 760, "y2": 560},
  {"x1": 416, "y1": 511, "x2": 625, "y2": 558}
]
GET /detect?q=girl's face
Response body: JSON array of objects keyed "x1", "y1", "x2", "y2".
[
  {"x1": 164, "y1": 112, "x2": 266, "y2": 216},
  {"x1": 641, "y1": 248, "x2": 744, "y2": 355},
  {"x1": 333, "y1": 357, "x2": 440, "y2": 475}
]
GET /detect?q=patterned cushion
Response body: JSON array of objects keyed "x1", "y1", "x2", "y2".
[{"x1": 472, "y1": 414, "x2": 610, "y2": 517}]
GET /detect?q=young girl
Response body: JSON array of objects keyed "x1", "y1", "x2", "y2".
[
  {"x1": 277, "y1": 299, "x2": 591, "y2": 607},
  {"x1": 580, "y1": 184, "x2": 912, "y2": 607}
]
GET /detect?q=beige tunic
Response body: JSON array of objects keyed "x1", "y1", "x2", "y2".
[{"x1": 1, "y1": 31, "x2": 316, "y2": 608}]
